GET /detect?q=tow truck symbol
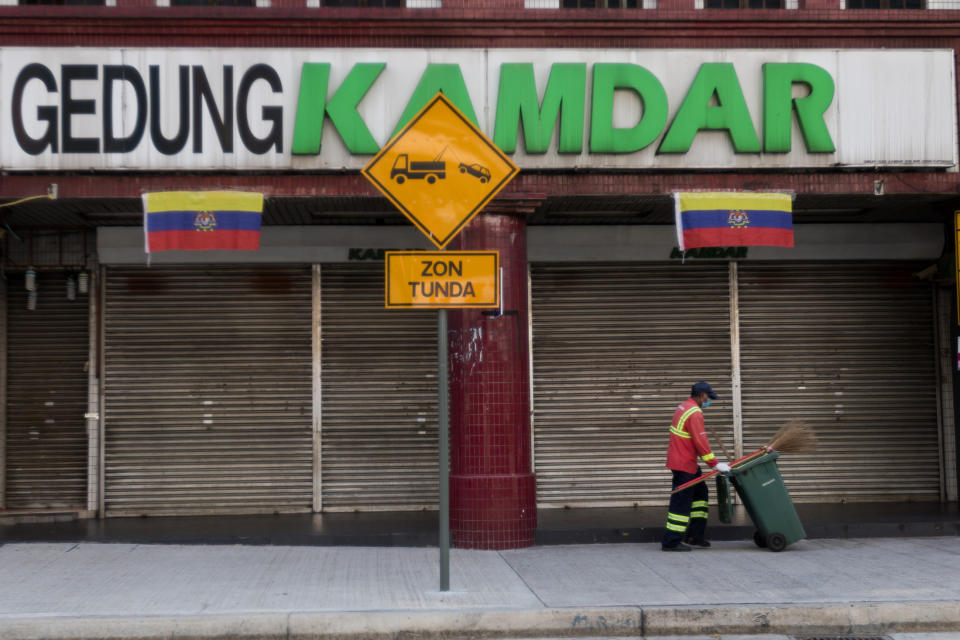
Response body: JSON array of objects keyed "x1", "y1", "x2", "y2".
[
  {"x1": 391, "y1": 153, "x2": 446, "y2": 185},
  {"x1": 390, "y1": 146, "x2": 490, "y2": 185}
]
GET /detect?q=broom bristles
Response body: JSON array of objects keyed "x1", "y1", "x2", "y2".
[{"x1": 767, "y1": 419, "x2": 817, "y2": 454}]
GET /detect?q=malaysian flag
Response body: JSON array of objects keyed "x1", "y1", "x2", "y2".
[
  {"x1": 674, "y1": 192, "x2": 793, "y2": 251},
  {"x1": 143, "y1": 191, "x2": 264, "y2": 254}
]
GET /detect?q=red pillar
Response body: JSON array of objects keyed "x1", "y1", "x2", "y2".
[{"x1": 447, "y1": 212, "x2": 536, "y2": 550}]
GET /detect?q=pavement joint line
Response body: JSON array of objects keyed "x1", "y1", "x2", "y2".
[{"x1": 499, "y1": 550, "x2": 549, "y2": 609}]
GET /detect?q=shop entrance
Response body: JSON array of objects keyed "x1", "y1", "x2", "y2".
[
  {"x1": 531, "y1": 260, "x2": 943, "y2": 507},
  {"x1": 3, "y1": 271, "x2": 89, "y2": 510}
]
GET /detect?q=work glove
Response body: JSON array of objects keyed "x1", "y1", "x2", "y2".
[{"x1": 714, "y1": 462, "x2": 731, "y2": 473}]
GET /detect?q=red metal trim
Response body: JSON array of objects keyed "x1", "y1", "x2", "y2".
[
  {"x1": 2, "y1": 9, "x2": 960, "y2": 46},
  {"x1": 2, "y1": 172, "x2": 957, "y2": 199}
]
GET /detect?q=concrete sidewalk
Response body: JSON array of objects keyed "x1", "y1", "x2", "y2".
[{"x1": 0, "y1": 537, "x2": 958, "y2": 639}]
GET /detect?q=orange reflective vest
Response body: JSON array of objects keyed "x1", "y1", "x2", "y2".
[{"x1": 665, "y1": 398, "x2": 718, "y2": 474}]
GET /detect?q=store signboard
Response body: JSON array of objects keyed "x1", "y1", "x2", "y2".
[
  {"x1": 384, "y1": 251, "x2": 499, "y2": 309},
  {"x1": 1, "y1": 48, "x2": 955, "y2": 171}
]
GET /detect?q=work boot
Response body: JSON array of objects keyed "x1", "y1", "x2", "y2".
[
  {"x1": 684, "y1": 537, "x2": 712, "y2": 548},
  {"x1": 661, "y1": 542, "x2": 692, "y2": 552}
]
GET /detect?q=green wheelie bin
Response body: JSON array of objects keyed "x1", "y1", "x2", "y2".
[{"x1": 715, "y1": 451, "x2": 805, "y2": 552}]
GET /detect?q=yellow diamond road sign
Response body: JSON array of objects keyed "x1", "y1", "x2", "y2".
[{"x1": 362, "y1": 92, "x2": 520, "y2": 249}]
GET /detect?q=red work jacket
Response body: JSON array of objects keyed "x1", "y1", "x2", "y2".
[{"x1": 665, "y1": 398, "x2": 718, "y2": 474}]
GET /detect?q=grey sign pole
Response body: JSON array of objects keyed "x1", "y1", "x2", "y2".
[{"x1": 438, "y1": 308, "x2": 450, "y2": 592}]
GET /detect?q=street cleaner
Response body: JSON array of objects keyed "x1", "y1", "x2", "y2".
[{"x1": 661, "y1": 381, "x2": 731, "y2": 552}]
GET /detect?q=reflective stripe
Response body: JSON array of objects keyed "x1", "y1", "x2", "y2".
[
  {"x1": 701, "y1": 452, "x2": 716, "y2": 462},
  {"x1": 667, "y1": 512, "x2": 690, "y2": 523},
  {"x1": 666, "y1": 522, "x2": 688, "y2": 532},
  {"x1": 669, "y1": 405, "x2": 701, "y2": 439},
  {"x1": 677, "y1": 406, "x2": 701, "y2": 428},
  {"x1": 691, "y1": 499, "x2": 708, "y2": 519}
]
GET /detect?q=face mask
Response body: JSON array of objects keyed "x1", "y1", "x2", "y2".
[{"x1": 703, "y1": 399, "x2": 712, "y2": 408}]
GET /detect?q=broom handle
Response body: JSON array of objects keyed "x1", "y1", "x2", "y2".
[
  {"x1": 669, "y1": 448, "x2": 767, "y2": 494},
  {"x1": 705, "y1": 422, "x2": 735, "y2": 462}
]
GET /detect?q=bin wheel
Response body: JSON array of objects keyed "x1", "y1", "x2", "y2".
[
  {"x1": 767, "y1": 532, "x2": 787, "y2": 552},
  {"x1": 753, "y1": 531, "x2": 767, "y2": 548}
]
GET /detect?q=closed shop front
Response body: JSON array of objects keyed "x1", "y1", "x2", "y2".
[
  {"x1": 320, "y1": 265, "x2": 439, "y2": 511},
  {"x1": 531, "y1": 257, "x2": 943, "y2": 507},
  {"x1": 3, "y1": 272, "x2": 89, "y2": 510},
  {"x1": 531, "y1": 263, "x2": 735, "y2": 507},
  {"x1": 5, "y1": 40, "x2": 959, "y2": 525},
  {"x1": 738, "y1": 262, "x2": 940, "y2": 502},
  {"x1": 102, "y1": 266, "x2": 312, "y2": 516}
]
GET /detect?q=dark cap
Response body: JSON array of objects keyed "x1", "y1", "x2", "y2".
[{"x1": 691, "y1": 381, "x2": 718, "y2": 399}]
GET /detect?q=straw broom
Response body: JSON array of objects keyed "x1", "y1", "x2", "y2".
[
  {"x1": 766, "y1": 419, "x2": 817, "y2": 454},
  {"x1": 670, "y1": 420, "x2": 817, "y2": 494}
]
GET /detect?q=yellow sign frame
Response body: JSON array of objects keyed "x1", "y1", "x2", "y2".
[
  {"x1": 385, "y1": 251, "x2": 500, "y2": 309},
  {"x1": 362, "y1": 93, "x2": 519, "y2": 249},
  {"x1": 955, "y1": 211, "x2": 960, "y2": 325}
]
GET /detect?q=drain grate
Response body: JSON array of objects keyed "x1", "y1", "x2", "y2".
[{"x1": 794, "y1": 636, "x2": 893, "y2": 640}]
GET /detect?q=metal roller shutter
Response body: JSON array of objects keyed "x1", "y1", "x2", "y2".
[
  {"x1": 531, "y1": 263, "x2": 734, "y2": 507},
  {"x1": 103, "y1": 266, "x2": 312, "y2": 516},
  {"x1": 738, "y1": 263, "x2": 940, "y2": 502},
  {"x1": 320, "y1": 265, "x2": 439, "y2": 511},
  {"x1": 4, "y1": 272, "x2": 89, "y2": 510},
  {"x1": 937, "y1": 287, "x2": 957, "y2": 502}
]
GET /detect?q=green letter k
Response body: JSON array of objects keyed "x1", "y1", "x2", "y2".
[{"x1": 292, "y1": 62, "x2": 385, "y2": 155}]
